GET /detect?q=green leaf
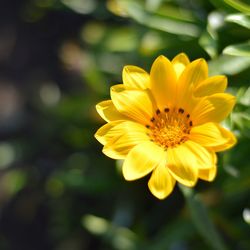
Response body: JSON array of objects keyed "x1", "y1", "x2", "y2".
[
  {"x1": 104, "y1": 28, "x2": 139, "y2": 52},
  {"x1": 143, "y1": 218, "x2": 195, "y2": 250},
  {"x1": 199, "y1": 29, "x2": 218, "y2": 58},
  {"x1": 154, "y1": 4, "x2": 197, "y2": 23},
  {"x1": 223, "y1": 41, "x2": 250, "y2": 57},
  {"x1": 224, "y1": 0, "x2": 250, "y2": 14},
  {"x1": 118, "y1": 0, "x2": 200, "y2": 37},
  {"x1": 208, "y1": 54, "x2": 250, "y2": 75},
  {"x1": 225, "y1": 13, "x2": 250, "y2": 29},
  {"x1": 61, "y1": 0, "x2": 96, "y2": 14},
  {"x1": 209, "y1": 0, "x2": 235, "y2": 11},
  {"x1": 232, "y1": 112, "x2": 250, "y2": 131},
  {"x1": 145, "y1": 0, "x2": 163, "y2": 11},
  {"x1": 237, "y1": 87, "x2": 250, "y2": 106},
  {"x1": 179, "y1": 185, "x2": 228, "y2": 250}
]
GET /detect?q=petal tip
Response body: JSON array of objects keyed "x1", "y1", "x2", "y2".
[
  {"x1": 197, "y1": 58, "x2": 206, "y2": 63},
  {"x1": 157, "y1": 55, "x2": 167, "y2": 60},
  {"x1": 178, "y1": 52, "x2": 188, "y2": 56},
  {"x1": 192, "y1": 58, "x2": 208, "y2": 68},
  {"x1": 174, "y1": 52, "x2": 190, "y2": 61},
  {"x1": 95, "y1": 101, "x2": 103, "y2": 111},
  {"x1": 199, "y1": 166, "x2": 217, "y2": 182},
  {"x1": 122, "y1": 65, "x2": 132, "y2": 75},
  {"x1": 148, "y1": 182, "x2": 174, "y2": 200},
  {"x1": 154, "y1": 55, "x2": 169, "y2": 64},
  {"x1": 122, "y1": 168, "x2": 135, "y2": 181}
]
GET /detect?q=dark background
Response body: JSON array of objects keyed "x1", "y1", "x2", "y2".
[{"x1": 0, "y1": 0, "x2": 249, "y2": 249}]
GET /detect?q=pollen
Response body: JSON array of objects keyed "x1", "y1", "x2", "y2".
[{"x1": 147, "y1": 108, "x2": 192, "y2": 149}]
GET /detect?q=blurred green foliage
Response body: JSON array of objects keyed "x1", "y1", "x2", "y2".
[{"x1": 0, "y1": 0, "x2": 249, "y2": 249}]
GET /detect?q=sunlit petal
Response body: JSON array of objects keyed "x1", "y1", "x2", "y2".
[
  {"x1": 190, "y1": 122, "x2": 237, "y2": 151},
  {"x1": 95, "y1": 121, "x2": 123, "y2": 145},
  {"x1": 179, "y1": 58, "x2": 208, "y2": 88},
  {"x1": 122, "y1": 142, "x2": 166, "y2": 180},
  {"x1": 175, "y1": 60, "x2": 207, "y2": 111},
  {"x1": 123, "y1": 65, "x2": 150, "y2": 89},
  {"x1": 192, "y1": 93, "x2": 236, "y2": 125},
  {"x1": 103, "y1": 121, "x2": 150, "y2": 159},
  {"x1": 199, "y1": 165, "x2": 217, "y2": 182},
  {"x1": 167, "y1": 143, "x2": 199, "y2": 187},
  {"x1": 210, "y1": 127, "x2": 237, "y2": 152},
  {"x1": 171, "y1": 53, "x2": 190, "y2": 78},
  {"x1": 194, "y1": 76, "x2": 227, "y2": 97},
  {"x1": 111, "y1": 87, "x2": 156, "y2": 125},
  {"x1": 150, "y1": 55, "x2": 177, "y2": 108},
  {"x1": 148, "y1": 163, "x2": 176, "y2": 199},
  {"x1": 96, "y1": 100, "x2": 128, "y2": 122}
]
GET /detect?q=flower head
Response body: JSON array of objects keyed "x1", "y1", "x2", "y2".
[{"x1": 95, "y1": 53, "x2": 236, "y2": 199}]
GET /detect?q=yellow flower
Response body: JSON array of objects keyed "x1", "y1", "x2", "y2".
[{"x1": 95, "y1": 53, "x2": 236, "y2": 199}]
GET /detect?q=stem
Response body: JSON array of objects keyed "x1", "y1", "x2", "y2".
[{"x1": 179, "y1": 184, "x2": 228, "y2": 250}]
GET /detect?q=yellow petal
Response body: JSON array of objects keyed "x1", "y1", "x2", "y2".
[
  {"x1": 176, "y1": 140, "x2": 215, "y2": 169},
  {"x1": 96, "y1": 100, "x2": 128, "y2": 122},
  {"x1": 150, "y1": 55, "x2": 177, "y2": 108},
  {"x1": 111, "y1": 84, "x2": 126, "y2": 93},
  {"x1": 191, "y1": 93, "x2": 236, "y2": 125},
  {"x1": 171, "y1": 53, "x2": 190, "y2": 79},
  {"x1": 167, "y1": 147, "x2": 198, "y2": 187},
  {"x1": 148, "y1": 163, "x2": 176, "y2": 199},
  {"x1": 178, "y1": 58, "x2": 208, "y2": 88},
  {"x1": 185, "y1": 141, "x2": 215, "y2": 169},
  {"x1": 95, "y1": 121, "x2": 122, "y2": 145},
  {"x1": 211, "y1": 127, "x2": 237, "y2": 152},
  {"x1": 177, "y1": 84, "x2": 198, "y2": 115},
  {"x1": 123, "y1": 65, "x2": 150, "y2": 89},
  {"x1": 167, "y1": 141, "x2": 215, "y2": 187},
  {"x1": 194, "y1": 76, "x2": 227, "y2": 97},
  {"x1": 199, "y1": 165, "x2": 217, "y2": 182},
  {"x1": 111, "y1": 87, "x2": 156, "y2": 125},
  {"x1": 176, "y1": 59, "x2": 208, "y2": 108},
  {"x1": 103, "y1": 121, "x2": 150, "y2": 159},
  {"x1": 122, "y1": 141, "x2": 166, "y2": 181},
  {"x1": 190, "y1": 122, "x2": 236, "y2": 151},
  {"x1": 200, "y1": 149, "x2": 217, "y2": 183}
]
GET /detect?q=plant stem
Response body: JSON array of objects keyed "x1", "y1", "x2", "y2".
[{"x1": 179, "y1": 184, "x2": 228, "y2": 250}]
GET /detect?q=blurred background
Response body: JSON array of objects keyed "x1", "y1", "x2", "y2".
[{"x1": 0, "y1": 0, "x2": 249, "y2": 249}]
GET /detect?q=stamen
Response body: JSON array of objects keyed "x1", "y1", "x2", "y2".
[
  {"x1": 149, "y1": 106, "x2": 191, "y2": 149},
  {"x1": 178, "y1": 108, "x2": 184, "y2": 113}
]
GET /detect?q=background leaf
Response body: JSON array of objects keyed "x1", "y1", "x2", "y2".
[
  {"x1": 225, "y1": 13, "x2": 250, "y2": 29},
  {"x1": 223, "y1": 41, "x2": 250, "y2": 56}
]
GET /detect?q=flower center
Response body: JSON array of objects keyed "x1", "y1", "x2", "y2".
[{"x1": 146, "y1": 108, "x2": 192, "y2": 149}]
